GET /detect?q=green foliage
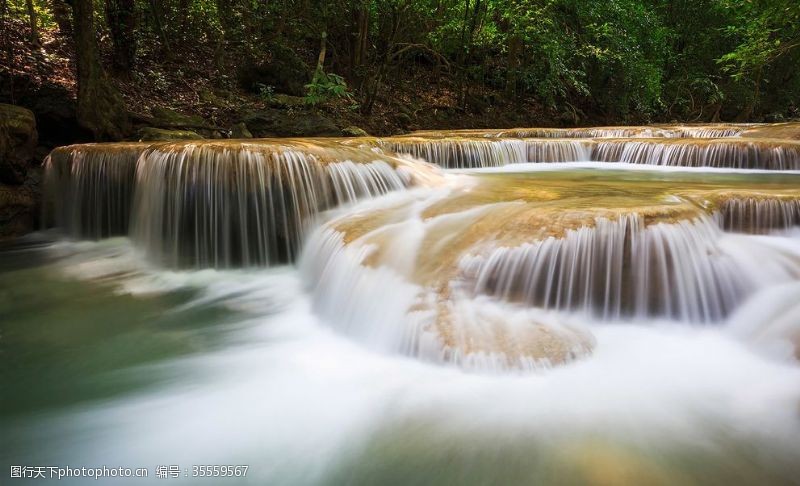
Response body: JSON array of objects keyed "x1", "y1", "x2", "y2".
[
  {"x1": 256, "y1": 83, "x2": 275, "y2": 103},
  {"x1": 304, "y1": 72, "x2": 353, "y2": 106},
  {"x1": 717, "y1": 0, "x2": 800, "y2": 79},
  {"x1": 5, "y1": 0, "x2": 55, "y2": 27},
  {"x1": 4, "y1": 0, "x2": 799, "y2": 122}
]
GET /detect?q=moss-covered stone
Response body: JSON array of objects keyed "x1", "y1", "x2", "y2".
[
  {"x1": 150, "y1": 107, "x2": 208, "y2": 130},
  {"x1": 0, "y1": 181, "x2": 37, "y2": 238},
  {"x1": 230, "y1": 122, "x2": 253, "y2": 139},
  {"x1": 267, "y1": 94, "x2": 307, "y2": 108},
  {"x1": 0, "y1": 104, "x2": 38, "y2": 185},
  {"x1": 342, "y1": 126, "x2": 369, "y2": 137},
  {"x1": 198, "y1": 89, "x2": 226, "y2": 105},
  {"x1": 242, "y1": 109, "x2": 341, "y2": 137},
  {"x1": 138, "y1": 127, "x2": 204, "y2": 141}
]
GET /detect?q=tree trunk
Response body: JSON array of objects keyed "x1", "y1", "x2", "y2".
[
  {"x1": 735, "y1": 68, "x2": 762, "y2": 122},
  {"x1": 505, "y1": 34, "x2": 521, "y2": 98},
  {"x1": 312, "y1": 30, "x2": 327, "y2": 83},
  {"x1": 460, "y1": 0, "x2": 484, "y2": 107},
  {"x1": 71, "y1": 0, "x2": 130, "y2": 140},
  {"x1": 363, "y1": 9, "x2": 400, "y2": 116},
  {"x1": 26, "y1": 0, "x2": 41, "y2": 46},
  {"x1": 105, "y1": 0, "x2": 137, "y2": 75},
  {"x1": 455, "y1": 0, "x2": 471, "y2": 108},
  {"x1": 147, "y1": 0, "x2": 171, "y2": 56},
  {"x1": 351, "y1": 1, "x2": 369, "y2": 88}
]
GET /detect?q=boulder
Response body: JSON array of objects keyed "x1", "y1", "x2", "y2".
[
  {"x1": 242, "y1": 109, "x2": 342, "y2": 137},
  {"x1": 13, "y1": 84, "x2": 91, "y2": 147},
  {"x1": 230, "y1": 122, "x2": 253, "y2": 139},
  {"x1": 395, "y1": 112, "x2": 412, "y2": 129},
  {"x1": 0, "y1": 104, "x2": 38, "y2": 185},
  {"x1": 342, "y1": 126, "x2": 369, "y2": 137},
  {"x1": 0, "y1": 179, "x2": 37, "y2": 238},
  {"x1": 138, "y1": 127, "x2": 204, "y2": 141},
  {"x1": 198, "y1": 88, "x2": 226, "y2": 105},
  {"x1": 267, "y1": 94, "x2": 307, "y2": 108},
  {"x1": 150, "y1": 107, "x2": 209, "y2": 130},
  {"x1": 237, "y1": 44, "x2": 311, "y2": 97}
]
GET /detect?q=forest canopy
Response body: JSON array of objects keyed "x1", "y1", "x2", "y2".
[{"x1": 2, "y1": 0, "x2": 800, "y2": 139}]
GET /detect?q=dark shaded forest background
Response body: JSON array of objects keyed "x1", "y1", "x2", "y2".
[{"x1": 3, "y1": 0, "x2": 800, "y2": 143}]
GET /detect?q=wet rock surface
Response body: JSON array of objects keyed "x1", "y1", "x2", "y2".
[
  {"x1": 0, "y1": 175, "x2": 38, "y2": 238},
  {"x1": 0, "y1": 104, "x2": 38, "y2": 185},
  {"x1": 242, "y1": 108, "x2": 342, "y2": 137},
  {"x1": 0, "y1": 104, "x2": 40, "y2": 238}
]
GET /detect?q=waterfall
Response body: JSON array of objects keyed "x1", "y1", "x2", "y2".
[
  {"x1": 20, "y1": 123, "x2": 800, "y2": 483},
  {"x1": 132, "y1": 143, "x2": 410, "y2": 267},
  {"x1": 675, "y1": 126, "x2": 747, "y2": 138},
  {"x1": 715, "y1": 198, "x2": 800, "y2": 234},
  {"x1": 44, "y1": 143, "x2": 147, "y2": 238},
  {"x1": 45, "y1": 140, "x2": 416, "y2": 267},
  {"x1": 465, "y1": 215, "x2": 800, "y2": 322},
  {"x1": 366, "y1": 135, "x2": 800, "y2": 170},
  {"x1": 407, "y1": 124, "x2": 752, "y2": 139},
  {"x1": 300, "y1": 222, "x2": 596, "y2": 372},
  {"x1": 373, "y1": 138, "x2": 592, "y2": 168},
  {"x1": 376, "y1": 138, "x2": 529, "y2": 168},
  {"x1": 298, "y1": 165, "x2": 800, "y2": 370},
  {"x1": 40, "y1": 124, "x2": 800, "y2": 370},
  {"x1": 592, "y1": 139, "x2": 800, "y2": 169}
]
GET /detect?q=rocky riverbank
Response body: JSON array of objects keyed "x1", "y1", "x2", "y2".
[{"x1": 0, "y1": 104, "x2": 40, "y2": 238}]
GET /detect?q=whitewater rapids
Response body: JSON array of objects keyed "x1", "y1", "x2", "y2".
[
  {"x1": 4, "y1": 124, "x2": 800, "y2": 484},
  {"x1": 2, "y1": 233, "x2": 799, "y2": 485}
]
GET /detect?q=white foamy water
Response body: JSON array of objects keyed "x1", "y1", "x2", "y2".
[
  {"x1": 459, "y1": 161, "x2": 800, "y2": 175},
  {"x1": 4, "y1": 220, "x2": 798, "y2": 485},
  {"x1": 12, "y1": 134, "x2": 800, "y2": 484}
]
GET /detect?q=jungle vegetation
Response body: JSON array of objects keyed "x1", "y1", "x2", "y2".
[{"x1": 1, "y1": 0, "x2": 799, "y2": 139}]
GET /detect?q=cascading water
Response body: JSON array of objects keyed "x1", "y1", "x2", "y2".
[
  {"x1": 39, "y1": 131, "x2": 800, "y2": 360},
  {"x1": 45, "y1": 139, "x2": 424, "y2": 267},
  {"x1": 6, "y1": 123, "x2": 800, "y2": 484},
  {"x1": 408, "y1": 125, "x2": 750, "y2": 139},
  {"x1": 299, "y1": 168, "x2": 800, "y2": 369},
  {"x1": 406, "y1": 122, "x2": 795, "y2": 139},
  {"x1": 467, "y1": 214, "x2": 800, "y2": 322},
  {"x1": 364, "y1": 136, "x2": 800, "y2": 169},
  {"x1": 715, "y1": 197, "x2": 800, "y2": 233},
  {"x1": 369, "y1": 138, "x2": 592, "y2": 168},
  {"x1": 591, "y1": 138, "x2": 800, "y2": 169},
  {"x1": 43, "y1": 142, "x2": 146, "y2": 238},
  {"x1": 129, "y1": 142, "x2": 415, "y2": 267}
]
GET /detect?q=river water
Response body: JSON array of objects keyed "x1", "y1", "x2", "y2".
[{"x1": 2, "y1": 149, "x2": 800, "y2": 484}]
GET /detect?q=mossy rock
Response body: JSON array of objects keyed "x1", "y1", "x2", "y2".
[
  {"x1": 242, "y1": 109, "x2": 341, "y2": 137},
  {"x1": 138, "y1": 127, "x2": 204, "y2": 141},
  {"x1": 0, "y1": 104, "x2": 38, "y2": 185},
  {"x1": 150, "y1": 107, "x2": 209, "y2": 130},
  {"x1": 198, "y1": 89, "x2": 226, "y2": 105},
  {"x1": 342, "y1": 126, "x2": 369, "y2": 137},
  {"x1": 0, "y1": 104, "x2": 37, "y2": 137},
  {"x1": 395, "y1": 112, "x2": 413, "y2": 128},
  {"x1": 230, "y1": 122, "x2": 253, "y2": 139},
  {"x1": 0, "y1": 180, "x2": 37, "y2": 238},
  {"x1": 196, "y1": 128, "x2": 226, "y2": 139},
  {"x1": 267, "y1": 94, "x2": 307, "y2": 108}
]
